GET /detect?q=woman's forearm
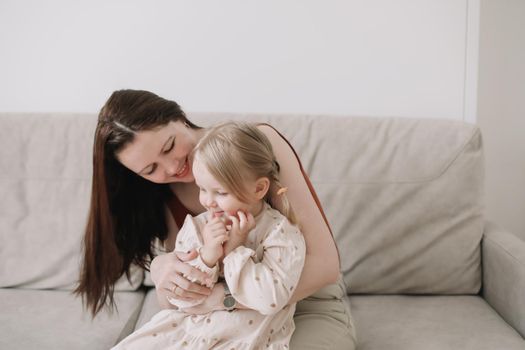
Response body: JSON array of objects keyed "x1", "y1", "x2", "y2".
[
  {"x1": 288, "y1": 211, "x2": 340, "y2": 303},
  {"x1": 288, "y1": 253, "x2": 339, "y2": 304}
]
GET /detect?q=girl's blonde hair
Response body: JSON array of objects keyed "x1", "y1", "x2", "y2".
[{"x1": 194, "y1": 121, "x2": 297, "y2": 225}]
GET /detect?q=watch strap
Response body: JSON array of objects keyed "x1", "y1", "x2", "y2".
[
  {"x1": 223, "y1": 281, "x2": 232, "y2": 296},
  {"x1": 222, "y1": 281, "x2": 236, "y2": 311}
]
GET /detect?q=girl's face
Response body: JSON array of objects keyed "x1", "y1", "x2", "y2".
[
  {"x1": 192, "y1": 155, "x2": 263, "y2": 219},
  {"x1": 117, "y1": 121, "x2": 201, "y2": 184}
]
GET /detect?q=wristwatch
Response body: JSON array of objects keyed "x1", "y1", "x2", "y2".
[{"x1": 223, "y1": 282, "x2": 236, "y2": 311}]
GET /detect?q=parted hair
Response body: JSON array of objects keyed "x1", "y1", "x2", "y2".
[
  {"x1": 194, "y1": 121, "x2": 297, "y2": 225},
  {"x1": 75, "y1": 89, "x2": 200, "y2": 316}
]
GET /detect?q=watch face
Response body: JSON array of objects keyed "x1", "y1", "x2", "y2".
[{"x1": 224, "y1": 296, "x2": 236, "y2": 308}]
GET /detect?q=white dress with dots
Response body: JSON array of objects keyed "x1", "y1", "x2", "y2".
[{"x1": 112, "y1": 202, "x2": 306, "y2": 350}]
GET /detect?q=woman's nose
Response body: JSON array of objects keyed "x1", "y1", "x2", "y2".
[{"x1": 163, "y1": 160, "x2": 179, "y2": 177}]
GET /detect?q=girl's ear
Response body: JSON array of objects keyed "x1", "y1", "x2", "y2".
[{"x1": 254, "y1": 177, "x2": 270, "y2": 200}]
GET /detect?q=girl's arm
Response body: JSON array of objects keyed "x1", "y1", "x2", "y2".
[
  {"x1": 223, "y1": 217, "x2": 306, "y2": 315},
  {"x1": 258, "y1": 124, "x2": 340, "y2": 303},
  {"x1": 152, "y1": 124, "x2": 340, "y2": 311}
]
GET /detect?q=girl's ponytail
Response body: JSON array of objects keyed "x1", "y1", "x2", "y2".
[{"x1": 269, "y1": 163, "x2": 298, "y2": 226}]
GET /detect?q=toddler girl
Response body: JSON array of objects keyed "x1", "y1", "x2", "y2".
[{"x1": 113, "y1": 121, "x2": 305, "y2": 349}]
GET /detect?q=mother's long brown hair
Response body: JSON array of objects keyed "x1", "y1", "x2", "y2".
[{"x1": 74, "y1": 90, "x2": 199, "y2": 316}]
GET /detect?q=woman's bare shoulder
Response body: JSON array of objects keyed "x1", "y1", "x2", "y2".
[
  {"x1": 257, "y1": 124, "x2": 299, "y2": 165},
  {"x1": 257, "y1": 123, "x2": 340, "y2": 284},
  {"x1": 257, "y1": 123, "x2": 326, "y2": 234}
]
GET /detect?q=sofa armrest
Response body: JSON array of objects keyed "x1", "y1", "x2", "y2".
[{"x1": 482, "y1": 221, "x2": 525, "y2": 338}]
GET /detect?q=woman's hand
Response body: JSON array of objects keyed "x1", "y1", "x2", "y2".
[
  {"x1": 182, "y1": 282, "x2": 226, "y2": 315},
  {"x1": 223, "y1": 211, "x2": 255, "y2": 256},
  {"x1": 150, "y1": 250, "x2": 212, "y2": 307}
]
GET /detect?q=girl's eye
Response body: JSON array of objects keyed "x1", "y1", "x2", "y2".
[{"x1": 217, "y1": 192, "x2": 227, "y2": 196}]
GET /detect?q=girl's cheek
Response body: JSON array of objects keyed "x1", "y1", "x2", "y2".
[
  {"x1": 227, "y1": 210, "x2": 247, "y2": 220},
  {"x1": 227, "y1": 209, "x2": 248, "y2": 218}
]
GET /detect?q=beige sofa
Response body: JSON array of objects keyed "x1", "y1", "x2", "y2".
[{"x1": 1, "y1": 112, "x2": 524, "y2": 349}]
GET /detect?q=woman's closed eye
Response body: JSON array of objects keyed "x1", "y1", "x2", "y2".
[
  {"x1": 145, "y1": 164, "x2": 157, "y2": 175},
  {"x1": 143, "y1": 139, "x2": 175, "y2": 175},
  {"x1": 163, "y1": 139, "x2": 175, "y2": 153}
]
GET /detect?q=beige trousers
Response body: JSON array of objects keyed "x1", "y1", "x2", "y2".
[{"x1": 290, "y1": 276, "x2": 357, "y2": 350}]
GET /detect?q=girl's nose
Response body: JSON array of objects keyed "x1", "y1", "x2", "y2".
[{"x1": 205, "y1": 195, "x2": 216, "y2": 208}]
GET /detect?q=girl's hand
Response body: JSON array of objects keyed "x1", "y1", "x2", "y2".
[
  {"x1": 200, "y1": 217, "x2": 229, "y2": 267},
  {"x1": 202, "y1": 216, "x2": 229, "y2": 246},
  {"x1": 223, "y1": 211, "x2": 255, "y2": 256},
  {"x1": 150, "y1": 250, "x2": 212, "y2": 306}
]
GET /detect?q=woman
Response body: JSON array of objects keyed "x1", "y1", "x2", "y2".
[
  {"x1": 113, "y1": 121, "x2": 306, "y2": 349},
  {"x1": 75, "y1": 89, "x2": 356, "y2": 349}
]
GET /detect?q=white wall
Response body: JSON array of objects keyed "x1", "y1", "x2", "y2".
[
  {"x1": 478, "y1": 0, "x2": 525, "y2": 241},
  {"x1": 0, "y1": 0, "x2": 477, "y2": 121}
]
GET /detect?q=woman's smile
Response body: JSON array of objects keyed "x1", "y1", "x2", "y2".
[{"x1": 173, "y1": 158, "x2": 190, "y2": 178}]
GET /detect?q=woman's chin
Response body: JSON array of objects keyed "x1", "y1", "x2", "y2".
[
  {"x1": 169, "y1": 172, "x2": 194, "y2": 184},
  {"x1": 172, "y1": 177, "x2": 194, "y2": 184}
]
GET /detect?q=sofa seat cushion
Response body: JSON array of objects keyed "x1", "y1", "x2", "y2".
[
  {"x1": 134, "y1": 288, "x2": 161, "y2": 330},
  {"x1": 0, "y1": 289, "x2": 145, "y2": 350},
  {"x1": 350, "y1": 295, "x2": 525, "y2": 350}
]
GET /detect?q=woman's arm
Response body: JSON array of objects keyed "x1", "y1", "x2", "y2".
[
  {"x1": 153, "y1": 123, "x2": 340, "y2": 312},
  {"x1": 258, "y1": 124, "x2": 340, "y2": 303}
]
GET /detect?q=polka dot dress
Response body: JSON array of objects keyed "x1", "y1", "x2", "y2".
[{"x1": 112, "y1": 203, "x2": 305, "y2": 350}]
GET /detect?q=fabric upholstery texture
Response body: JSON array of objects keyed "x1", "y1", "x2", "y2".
[
  {"x1": 350, "y1": 295, "x2": 525, "y2": 350},
  {"x1": 1, "y1": 113, "x2": 523, "y2": 349},
  {"x1": 0, "y1": 114, "x2": 143, "y2": 291},
  {"x1": 0, "y1": 289, "x2": 145, "y2": 350},
  {"x1": 190, "y1": 113, "x2": 485, "y2": 295},
  {"x1": 482, "y1": 221, "x2": 525, "y2": 338},
  {"x1": 135, "y1": 288, "x2": 162, "y2": 330}
]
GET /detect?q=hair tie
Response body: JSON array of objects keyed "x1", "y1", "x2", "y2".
[
  {"x1": 273, "y1": 159, "x2": 281, "y2": 172},
  {"x1": 277, "y1": 187, "x2": 288, "y2": 196}
]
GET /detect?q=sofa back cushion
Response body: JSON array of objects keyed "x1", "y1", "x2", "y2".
[
  {"x1": 0, "y1": 113, "x2": 483, "y2": 294},
  {"x1": 0, "y1": 113, "x2": 142, "y2": 290},
  {"x1": 191, "y1": 113, "x2": 484, "y2": 294}
]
